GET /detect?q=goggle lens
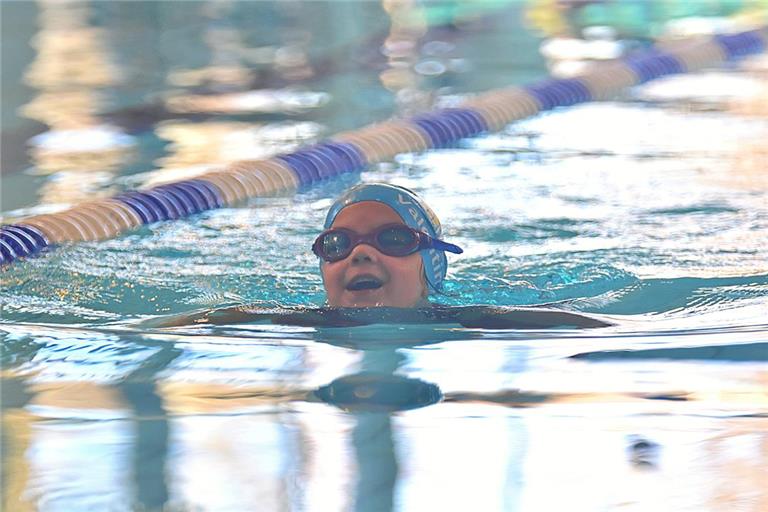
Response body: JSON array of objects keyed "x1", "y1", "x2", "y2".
[
  {"x1": 313, "y1": 224, "x2": 421, "y2": 262},
  {"x1": 376, "y1": 226, "x2": 417, "y2": 255},
  {"x1": 320, "y1": 231, "x2": 352, "y2": 260}
]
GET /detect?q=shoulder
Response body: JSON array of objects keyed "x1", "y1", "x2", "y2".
[
  {"x1": 141, "y1": 303, "x2": 611, "y2": 329},
  {"x1": 452, "y1": 305, "x2": 612, "y2": 329}
]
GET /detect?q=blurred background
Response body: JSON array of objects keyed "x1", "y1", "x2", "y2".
[{"x1": 4, "y1": 0, "x2": 765, "y2": 215}]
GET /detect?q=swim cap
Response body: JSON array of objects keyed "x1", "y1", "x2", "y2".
[{"x1": 323, "y1": 182, "x2": 452, "y2": 292}]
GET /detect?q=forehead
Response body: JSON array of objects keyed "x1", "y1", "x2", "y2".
[{"x1": 330, "y1": 201, "x2": 405, "y2": 232}]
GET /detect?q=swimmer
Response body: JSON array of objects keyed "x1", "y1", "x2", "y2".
[
  {"x1": 144, "y1": 183, "x2": 611, "y2": 329},
  {"x1": 314, "y1": 181, "x2": 460, "y2": 308}
]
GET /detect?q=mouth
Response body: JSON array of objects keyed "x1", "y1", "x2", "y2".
[{"x1": 345, "y1": 275, "x2": 384, "y2": 291}]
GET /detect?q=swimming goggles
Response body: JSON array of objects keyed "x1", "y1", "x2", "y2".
[{"x1": 312, "y1": 223, "x2": 463, "y2": 263}]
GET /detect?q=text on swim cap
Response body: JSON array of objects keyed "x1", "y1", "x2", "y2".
[{"x1": 397, "y1": 193, "x2": 445, "y2": 278}]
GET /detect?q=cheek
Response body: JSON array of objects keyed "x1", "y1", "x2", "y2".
[
  {"x1": 321, "y1": 263, "x2": 344, "y2": 292},
  {"x1": 386, "y1": 255, "x2": 424, "y2": 287}
]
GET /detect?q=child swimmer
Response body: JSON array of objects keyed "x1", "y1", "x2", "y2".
[{"x1": 147, "y1": 183, "x2": 611, "y2": 329}]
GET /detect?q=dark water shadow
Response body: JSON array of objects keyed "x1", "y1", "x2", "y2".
[
  {"x1": 572, "y1": 341, "x2": 768, "y2": 362},
  {"x1": 116, "y1": 342, "x2": 182, "y2": 512},
  {"x1": 312, "y1": 348, "x2": 441, "y2": 512}
]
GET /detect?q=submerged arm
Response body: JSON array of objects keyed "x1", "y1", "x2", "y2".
[
  {"x1": 455, "y1": 306, "x2": 613, "y2": 329},
  {"x1": 138, "y1": 305, "x2": 611, "y2": 329},
  {"x1": 137, "y1": 305, "x2": 374, "y2": 328},
  {"x1": 138, "y1": 305, "x2": 458, "y2": 329},
  {"x1": 137, "y1": 305, "x2": 291, "y2": 328}
]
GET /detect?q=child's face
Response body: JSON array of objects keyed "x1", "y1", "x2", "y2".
[{"x1": 320, "y1": 201, "x2": 427, "y2": 307}]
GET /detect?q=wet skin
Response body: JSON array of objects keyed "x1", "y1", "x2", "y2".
[
  {"x1": 139, "y1": 304, "x2": 614, "y2": 329},
  {"x1": 320, "y1": 201, "x2": 428, "y2": 308}
]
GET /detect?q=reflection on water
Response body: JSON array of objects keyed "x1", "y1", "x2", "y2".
[
  {"x1": 526, "y1": 0, "x2": 766, "y2": 78},
  {"x1": 19, "y1": 1, "x2": 134, "y2": 206},
  {"x1": 145, "y1": 119, "x2": 324, "y2": 188},
  {"x1": 2, "y1": 324, "x2": 766, "y2": 511},
  {"x1": 120, "y1": 345, "x2": 180, "y2": 511},
  {"x1": 379, "y1": 0, "x2": 432, "y2": 114}
]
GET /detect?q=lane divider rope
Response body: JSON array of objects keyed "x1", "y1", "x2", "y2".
[{"x1": 2, "y1": 27, "x2": 766, "y2": 266}]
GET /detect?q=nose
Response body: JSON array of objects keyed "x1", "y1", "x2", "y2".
[{"x1": 348, "y1": 242, "x2": 378, "y2": 264}]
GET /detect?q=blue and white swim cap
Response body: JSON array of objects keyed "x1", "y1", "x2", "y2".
[{"x1": 324, "y1": 182, "x2": 455, "y2": 292}]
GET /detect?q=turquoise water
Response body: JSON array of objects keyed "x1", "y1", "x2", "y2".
[{"x1": 2, "y1": 2, "x2": 768, "y2": 511}]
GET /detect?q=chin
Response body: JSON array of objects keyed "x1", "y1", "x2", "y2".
[
  {"x1": 340, "y1": 295, "x2": 387, "y2": 308},
  {"x1": 327, "y1": 290, "x2": 394, "y2": 308},
  {"x1": 327, "y1": 288, "x2": 422, "y2": 308},
  {"x1": 342, "y1": 295, "x2": 425, "y2": 308}
]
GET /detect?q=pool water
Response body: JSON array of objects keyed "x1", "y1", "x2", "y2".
[{"x1": 2, "y1": 2, "x2": 768, "y2": 511}]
